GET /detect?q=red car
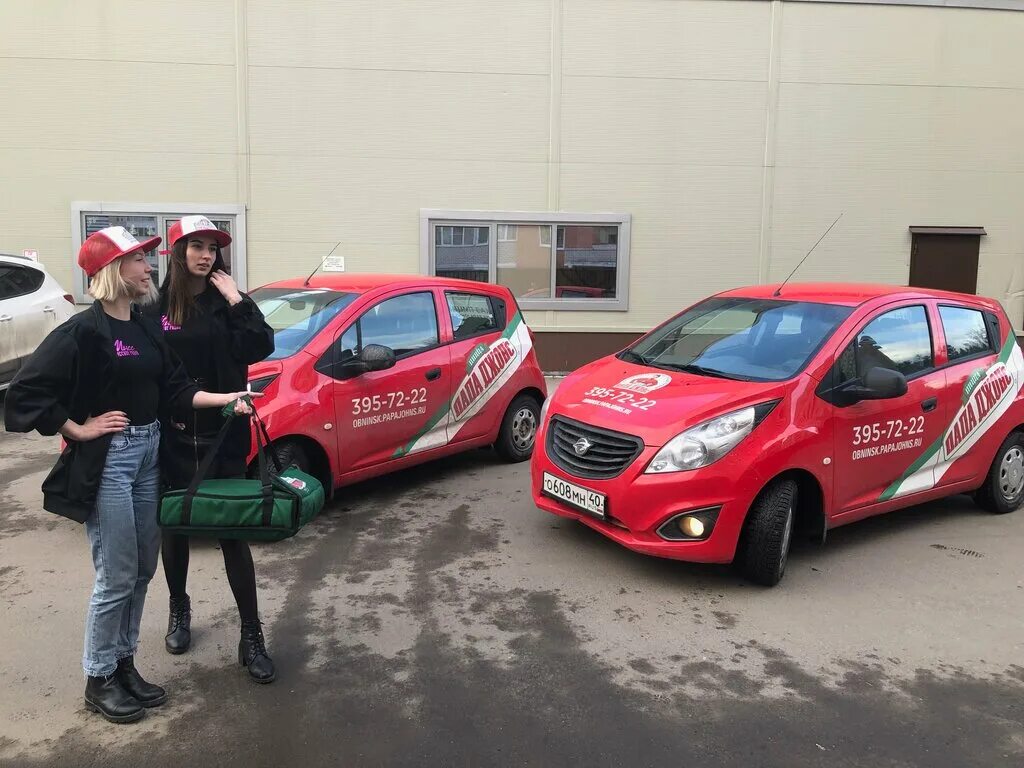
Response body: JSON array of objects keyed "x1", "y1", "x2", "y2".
[
  {"x1": 246, "y1": 275, "x2": 546, "y2": 491},
  {"x1": 532, "y1": 283, "x2": 1024, "y2": 585}
]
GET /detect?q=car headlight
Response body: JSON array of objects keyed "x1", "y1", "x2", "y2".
[
  {"x1": 247, "y1": 374, "x2": 279, "y2": 394},
  {"x1": 645, "y1": 402, "x2": 778, "y2": 474}
]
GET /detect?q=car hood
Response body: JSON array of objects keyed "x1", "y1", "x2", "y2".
[{"x1": 550, "y1": 356, "x2": 793, "y2": 446}]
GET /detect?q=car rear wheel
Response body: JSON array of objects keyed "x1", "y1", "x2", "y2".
[
  {"x1": 494, "y1": 395, "x2": 540, "y2": 463},
  {"x1": 973, "y1": 431, "x2": 1024, "y2": 514},
  {"x1": 735, "y1": 478, "x2": 798, "y2": 587}
]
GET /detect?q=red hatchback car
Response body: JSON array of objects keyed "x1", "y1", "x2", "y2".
[
  {"x1": 532, "y1": 284, "x2": 1024, "y2": 585},
  {"x1": 245, "y1": 275, "x2": 546, "y2": 491}
]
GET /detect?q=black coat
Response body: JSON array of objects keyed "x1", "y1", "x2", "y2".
[
  {"x1": 3, "y1": 302, "x2": 198, "y2": 522},
  {"x1": 146, "y1": 287, "x2": 274, "y2": 487}
]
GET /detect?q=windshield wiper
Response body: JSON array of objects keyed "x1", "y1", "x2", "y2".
[{"x1": 662, "y1": 363, "x2": 748, "y2": 381}]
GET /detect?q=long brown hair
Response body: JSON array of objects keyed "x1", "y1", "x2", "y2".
[{"x1": 164, "y1": 239, "x2": 224, "y2": 326}]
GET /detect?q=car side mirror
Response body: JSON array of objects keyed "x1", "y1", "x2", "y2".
[
  {"x1": 359, "y1": 344, "x2": 396, "y2": 373},
  {"x1": 838, "y1": 366, "x2": 908, "y2": 405},
  {"x1": 863, "y1": 366, "x2": 908, "y2": 399}
]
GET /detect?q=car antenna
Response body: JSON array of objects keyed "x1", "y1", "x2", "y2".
[
  {"x1": 303, "y1": 241, "x2": 342, "y2": 287},
  {"x1": 773, "y1": 213, "x2": 843, "y2": 297}
]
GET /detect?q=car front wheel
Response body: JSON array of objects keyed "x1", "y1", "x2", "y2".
[{"x1": 735, "y1": 478, "x2": 798, "y2": 587}]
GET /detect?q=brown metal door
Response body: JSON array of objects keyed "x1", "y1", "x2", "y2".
[{"x1": 909, "y1": 233, "x2": 980, "y2": 294}]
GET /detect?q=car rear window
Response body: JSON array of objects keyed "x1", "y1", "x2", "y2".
[
  {"x1": 251, "y1": 287, "x2": 359, "y2": 360},
  {"x1": 939, "y1": 305, "x2": 996, "y2": 362},
  {"x1": 0, "y1": 263, "x2": 45, "y2": 301},
  {"x1": 446, "y1": 292, "x2": 503, "y2": 340}
]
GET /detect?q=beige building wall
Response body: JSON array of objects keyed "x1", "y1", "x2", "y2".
[{"x1": 1, "y1": 1, "x2": 1022, "y2": 335}]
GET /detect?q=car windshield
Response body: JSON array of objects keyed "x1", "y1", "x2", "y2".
[
  {"x1": 250, "y1": 287, "x2": 360, "y2": 360},
  {"x1": 621, "y1": 297, "x2": 853, "y2": 382}
]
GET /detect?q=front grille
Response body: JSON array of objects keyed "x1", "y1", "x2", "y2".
[{"x1": 547, "y1": 416, "x2": 644, "y2": 480}]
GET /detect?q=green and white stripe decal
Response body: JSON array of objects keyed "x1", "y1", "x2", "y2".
[
  {"x1": 393, "y1": 312, "x2": 534, "y2": 458},
  {"x1": 881, "y1": 335, "x2": 1024, "y2": 500}
]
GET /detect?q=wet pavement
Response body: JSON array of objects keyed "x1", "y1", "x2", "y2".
[{"x1": 1, "y1": 403, "x2": 1022, "y2": 767}]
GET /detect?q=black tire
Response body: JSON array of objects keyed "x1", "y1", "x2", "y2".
[
  {"x1": 272, "y1": 439, "x2": 311, "y2": 475},
  {"x1": 735, "y1": 478, "x2": 798, "y2": 587},
  {"x1": 494, "y1": 395, "x2": 541, "y2": 463},
  {"x1": 973, "y1": 431, "x2": 1024, "y2": 514}
]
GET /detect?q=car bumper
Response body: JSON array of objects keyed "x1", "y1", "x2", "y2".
[{"x1": 531, "y1": 440, "x2": 765, "y2": 565}]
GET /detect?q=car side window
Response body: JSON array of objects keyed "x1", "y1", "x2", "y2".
[
  {"x1": 837, "y1": 305, "x2": 933, "y2": 383},
  {"x1": 358, "y1": 292, "x2": 439, "y2": 357},
  {"x1": 0, "y1": 264, "x2": 44, "y2": 301},
  {"x1": 447, "y1": 292, "x2": 500, "y2": 341},
  {"x1": 939, "y1": 305, "x2": 996, "y2": 362},
  {"x1": 316, "y1": 293, "x2": 439, "y2": 380},
  {"x1": 337, "y1": 324, "x2": 358, "y2": 365}
]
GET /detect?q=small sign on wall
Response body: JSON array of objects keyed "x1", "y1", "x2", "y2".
[
  {"x1": 323, "y1": 255, "x2": 346, "y2": 272},
  {"x1": 23, "y1": 249, "x2": 38, "y2": 261}
]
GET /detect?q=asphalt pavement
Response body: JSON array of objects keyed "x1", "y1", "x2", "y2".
[{"x1": 0, "y1": 390, "x2": 1022, "y2": 767}]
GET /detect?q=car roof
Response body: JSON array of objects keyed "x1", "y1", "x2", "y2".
[
  {"x1": 254, "y1": 273, "x2": 508, "y2": 295},
  {"x1": 0, "y1": 253, "x2": 47, "y2": 270},
  {"x1": 718, "y1": 282, "x2": 1002, "y2": 310}
]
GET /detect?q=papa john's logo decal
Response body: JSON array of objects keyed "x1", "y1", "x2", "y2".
[
  {"x1": 942, "y1": 361, "x2": 1014, "y2": 460},
  {"x1": 881, "y1": 335, "x2": 1024, "y2": 501},
  {"x1": 451, "y1": 338, "x2": 517, "y2": 422},
  {"x1": 614, "y1": 373, "x2": 672, "y2": 395}
]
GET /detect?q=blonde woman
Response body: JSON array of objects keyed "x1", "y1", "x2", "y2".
[{"x1": 4, "y1": 227, "x2": 257, "y2": 724}]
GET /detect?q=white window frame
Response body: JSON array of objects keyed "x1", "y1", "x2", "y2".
[
  {"x1": 71, "y1": 202, "x2": 247, "y2": 303},
  {"x1": 420, "y1": 209, "x2": 631, "y2": 312}
]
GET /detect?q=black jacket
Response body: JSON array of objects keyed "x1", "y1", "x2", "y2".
[
  {"x1": 3, "y1": 302, "x2": 198, "y2": 522},
  {"x1": 146, "y1": 286, "x2": 274, "y2": 487}
]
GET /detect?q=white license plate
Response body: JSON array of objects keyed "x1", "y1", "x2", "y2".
[{"x1": 542, "y1": 472, "x2": 606, "y2": 518}]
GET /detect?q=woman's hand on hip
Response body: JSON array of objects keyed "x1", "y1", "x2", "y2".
[
  {"x1": 60, "y1": 411, "x2": 129, "y2": 441},
  {"x1": 209, "y1": 270, "x2": 242, "y2": 306}
]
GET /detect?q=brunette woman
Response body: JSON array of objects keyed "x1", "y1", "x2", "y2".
[{"x1": 151, "y1": 216, "x2": 277, "y2": 683}]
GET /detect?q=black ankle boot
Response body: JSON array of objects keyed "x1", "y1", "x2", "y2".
[
  {"x1": 84, "y1": 674, "x2": 145, "y2": 723},
  {"x1": 115, "y1": 656, "x2": 167, "y2": 708},
  {"x1": 165, "y1": 595, "x2": 192, "y2": 654},
  {"x1": 238, "y1": 620, "x2": 276, "y2": 684}
]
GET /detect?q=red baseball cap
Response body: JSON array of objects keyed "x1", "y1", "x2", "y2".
[
  {"x1": 162, "y1": 215, "x2": 232, "y2": 254},
  {"x1": 78, "y1": 226, "x2": 162, "y2": 278}
]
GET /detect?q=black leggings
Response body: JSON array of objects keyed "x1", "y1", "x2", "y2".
[{"x1": 162, "y1": 533, "x2": 259, "y2": 624}]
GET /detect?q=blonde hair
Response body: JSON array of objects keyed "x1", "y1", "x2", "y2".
[{"x1": 88, "y1": 256, "x2": 158, "y2": 306}]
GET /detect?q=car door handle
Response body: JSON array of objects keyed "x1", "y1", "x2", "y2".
[
  {"x1": 425, "y1": 367, "x2": 442, "y2": 381},
  {"x1": 43, "y1": 306, "x2": 56, "y2": 313},
  {"x1": 0, "y1": 314, "x2": 12, "y2": 322},
  {"x1": 922, "y1": 397, "x2": 938, "y2": 412}
]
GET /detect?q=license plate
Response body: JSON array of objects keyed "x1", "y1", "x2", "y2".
[{"x1": 542, "y1": 472, "x2": 606, "y2": 519}]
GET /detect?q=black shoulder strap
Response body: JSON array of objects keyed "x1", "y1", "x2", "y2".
[
  {"x1": 181, "y1": 406, "x2": 275, "y2": 526},
  {"x1": 252, "y1": 407, "x2": 282, "y2": 473}
]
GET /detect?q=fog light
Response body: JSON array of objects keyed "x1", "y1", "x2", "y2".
[{"x1": 679, "y1": 516, "x2": 705, "y2": 538}]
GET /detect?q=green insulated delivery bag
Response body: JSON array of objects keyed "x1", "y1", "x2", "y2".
[{"x1": 159, "y1": 408, "x2": 324, "y2": 542}]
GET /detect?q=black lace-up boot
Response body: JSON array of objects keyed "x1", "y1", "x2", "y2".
[
  {"x1": 84, "y1": 673, "x2": 145, "y2": 723},
  {"x1": 115, "y1": 656, "x2": 167, "y2": 707},
  {"x1": 238, "y1": 620, "x2": 276, "y2": 684},
  {"x1": 165, "y1": 595, "x2": 192, "y2": 654}
]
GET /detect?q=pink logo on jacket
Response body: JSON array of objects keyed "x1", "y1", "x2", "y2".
[
  {"x1": 114, "y1": 340, "x2": 139, "y2": 357},
  {"x1": 161, "y1": 314, "x2": 181, "y2": 332}
]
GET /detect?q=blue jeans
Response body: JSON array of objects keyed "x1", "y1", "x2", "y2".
[{"x1": 82, "y1": 421, "x2": 161, "y2": 677}]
